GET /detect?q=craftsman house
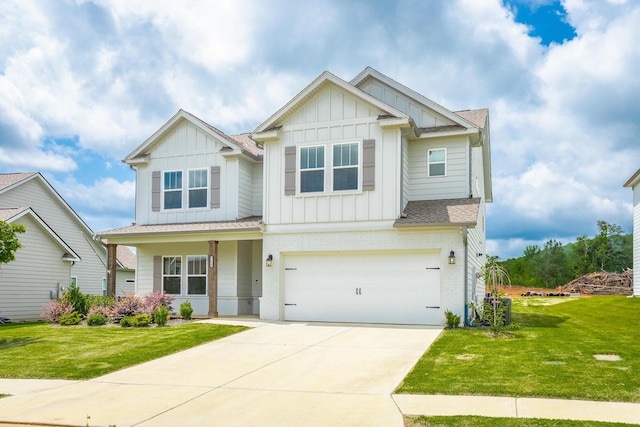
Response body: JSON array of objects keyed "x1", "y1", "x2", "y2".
[
  {"x1": 624, "y1": 169, "x2": 640, "y2": 296},
  {"x1": 0, "y1": 173, "x2": 134, "y2": 321},
  {"x1": 99, "y1": 67, "x2": 491, "y2": 325}
]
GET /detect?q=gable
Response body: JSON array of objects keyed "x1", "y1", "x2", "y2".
[
  {"x1": 253, "y1": 71, "x2": 411, "y2": 139},
  {"x1": 283, "y1": 83, "x2": 391, "y2": 129},
  {"x1": 125, "y1": 110, "x2": 262, "y2": 165},
  {"x1": 356, "y1": 78, "x2": 457, "y2": 129}
]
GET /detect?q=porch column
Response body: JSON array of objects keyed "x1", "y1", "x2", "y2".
[
  {"x1": 106, "y1": 243, "x2": 117, "y2": 297},
  {"x1": 208, "y1": 240, "x2": 219, "y2": 317}
]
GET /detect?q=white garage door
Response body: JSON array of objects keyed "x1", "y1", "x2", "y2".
[{"x1": 283, "y1": 251, "x2": 441, "y2": 325}]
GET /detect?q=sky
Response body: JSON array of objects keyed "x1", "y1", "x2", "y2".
[{"x1": 1, "y1": 0, "x2": 638, "y2": 260}]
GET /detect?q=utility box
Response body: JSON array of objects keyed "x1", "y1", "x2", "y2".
[{"x1": 484, "y1": 297, "x2": 512, "y2": 326}]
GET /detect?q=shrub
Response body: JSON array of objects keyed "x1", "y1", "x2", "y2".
[
  {"x1": 41, "y1": 300, "x2": 74, "y2": 323},
  {"x1": 180, "y1": 301, "x2": 193, "y2": 320},
  {"x1": 120, "y1": 314, "x2": 152, "y2": 328},
  {"x1": 61, "y1": 283, "x2": 90, "y2": 315},
  {"x1": 113, "y1": 293, "x2": 141, "y2": 322},
  {"x1": 58, "y1": 312, "x2": 82, "y2": 326},
  {"x1": 87, "y1": 305, "x2": 114, "y2": 320},
  {"x1": 86, "y1": 295, "x2": 115, "y2": 308},
  {"x1": 154, "y1": 305, "x2": 169, "y2": 327},
  {"x1": 141, "y1": 292, "x2": 175, "y2": 316},
  {"x1": 444, "y1": 309, "x2": 461, "y2": 329},
  {"x1": 86, "y1": 313, "x2": 107, "y2": 326}
]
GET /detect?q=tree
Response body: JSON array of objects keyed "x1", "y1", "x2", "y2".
[{"x1": 0, "y1": 221, "x2": 26, "y2": 265}]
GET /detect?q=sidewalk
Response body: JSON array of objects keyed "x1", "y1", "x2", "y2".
[{"x1": 393, "y1": 394, "x2": 640, "y2": 425}]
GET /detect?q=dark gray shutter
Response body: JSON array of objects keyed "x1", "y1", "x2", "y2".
[
  {"x1": 284, "y1": 146, "x2": 296, "y2": 195},
  {"x1": 210, "y1": 166, "x2": 221, "y2": 208},
  {"x1": 153, "y1": 256, "x2": 162, "y2": 292},
  {"x1": 362, "y1": 139, "x2": 375, "y2": 191},
  {"x1": 151, "y1": 171, "x2": 161, "y2": 212}
]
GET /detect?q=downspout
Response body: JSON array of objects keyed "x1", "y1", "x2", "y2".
[{"x1": 462, "y1": 225, "x2": 471, "y2": 326}]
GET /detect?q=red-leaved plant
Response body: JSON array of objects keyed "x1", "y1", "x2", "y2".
[
  {"x1": 41, "y1": 300, "x2": 74, "y2": 323},
  {"x1": 141, "y1": 292, "x2": 175, "y2": 315}
]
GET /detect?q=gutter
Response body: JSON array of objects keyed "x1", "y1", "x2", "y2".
[{"x1": 462, "y1": 225, "x2": 471, "y2": 326}]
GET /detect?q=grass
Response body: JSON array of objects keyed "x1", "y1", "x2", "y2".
[
  {"x1": 405, "y1": 415, "x2": 636, "y2": 426},
  {"x1": 398, "y1": 296, "x2": 640, "y2": 402},
  {"x1": 0, "y1": 322, "x2": 248, "y2": 379}
]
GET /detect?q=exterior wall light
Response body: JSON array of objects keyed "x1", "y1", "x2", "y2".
[
  {"x1": 266, "y1": 254, "x2": 273, "y2": 267},
  {"x1": 448, "y1": 250, "x2": 456, "y2": 265}
]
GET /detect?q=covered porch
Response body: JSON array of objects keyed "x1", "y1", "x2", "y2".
[{"x1": 99, "y1": 217, "x2": 263, "y2": 317}]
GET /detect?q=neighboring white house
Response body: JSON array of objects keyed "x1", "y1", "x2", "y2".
[
  {"x1": 0, "y1": 173, "x2": 135, "y2": 321},
  {"x1": 99, "y1": 67, "x2": 492, "y2": 325},
  {"x1": 624, "y1": 169, "x2": 640, "y2": 296}
]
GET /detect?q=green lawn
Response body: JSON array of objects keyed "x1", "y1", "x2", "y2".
[
  {"x1": 405, "y1": 415, "x2": 635, "y2": 427},
  {"x1": 0, "y1": 322, "x2": 248, "y2": 379},
  {"x1": 398, "y1": 296, "x2": 640, "y2": 402}
]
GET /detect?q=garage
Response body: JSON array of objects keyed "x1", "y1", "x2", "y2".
[{"x1": 283, "y1": 251, "x2": 441, "y2": 325}]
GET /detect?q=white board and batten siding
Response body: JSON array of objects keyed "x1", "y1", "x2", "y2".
[
  {"x1": 0, "y1": 215, "x2": 71, "y2": 321},
  {"x1": 135, "y1": 240, "x2": 262, "y2": 316},
  {"x1": 0, "y1": 177, "x2": 106, "y2": 295},
  {"x1": 136, "y1": 120, "x2": 242, "y2": 225},
  {"x1": 264, "y1": 84, "x2": 402, "y2": 226},
  {"x1": 238, "y1": 159, "x2": 263, "y2": 218},
  {"x1": 357, "y1": 79, "x2": 457, "y2": 128}
]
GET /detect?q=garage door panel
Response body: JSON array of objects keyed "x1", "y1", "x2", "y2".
[{"x1": 283, "y1": 251, "x2": 441, "y2": 325}]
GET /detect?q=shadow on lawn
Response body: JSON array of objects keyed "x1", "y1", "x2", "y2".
[
  {"x1": 514, "y1": 313, "x2": 568, "y2": 328},
  {"x1": 0, "y1": 337, "x2": 39, "y2": 350}
]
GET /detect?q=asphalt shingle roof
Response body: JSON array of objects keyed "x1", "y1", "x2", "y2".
[
  {"x1": 0, "y1": 173, "x2": 36, "y2": 191},
  {"x1": 395, "y1": 198, "x2": 480, "y2": 227},
  {"x1": 99, "y1": 216, "x2": 263, "y2": 238}
]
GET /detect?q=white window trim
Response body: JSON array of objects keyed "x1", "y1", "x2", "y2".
[
  {"x1": 163, "y1": 170, "x2": 183, "y2": 210},
  {"x1": 298, "y1": 145, "x2": 326, "y2": 194},
  {"x1": 187, "y1": 168, "x2": 209, "y2": 209},
  {"x1": 162, "y1": 255, "x2": 182, "y2": 295},
  {"x1": 186, "y1": 255, "x2": 208, "y2": 296},
  {"x1": 331, "y1": 141, "x2": 361, "y2": 192},
  {"x1": 427, "y1": 148, "x2": 447, "y2": 177}
]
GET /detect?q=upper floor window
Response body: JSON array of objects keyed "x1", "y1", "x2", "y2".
[
  {"x1": 163, "y1": 256, "x2": 181, "y2": 295},
  {"x1": 164, "y1": 171, "x2": 182, "y2": 209},
  {"x1": 300, "y1": 146, "x2": 324, "y2": 193},
  {"x1": 428, "y1": 148, "x2": 446, "y2": 177},
  {"x1": 333, "y1": 143, "x2": 358, "y2": 191},
  {"x1": 188, "y1": 169, "x2": 208, "y2": 208}
]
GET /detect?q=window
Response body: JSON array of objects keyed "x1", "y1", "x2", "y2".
[
  {"x1": 188, "y1": 169, "x2": 207, "y2": 208},
  {"x1": 333, "y1": 143, "x2": 358, "y2": 191},
  {"x1": 164, "y1": 171, "x2": 182, "y2": 209},
  {"x1": 70, "y1": 277, "x2": 77, "y2": 288},
  {"x1": 300, "y1": 146, "x2": 324, "y2": 193},
  {"x1": 187, "y1": 256, "x2": 207, "y2": 295},
  {"x1": 163, "y1": 256, "x2": 181, "y2": 295},
  {"x1": 428, "y1": 148, "x2": 446, "y2": 177}
]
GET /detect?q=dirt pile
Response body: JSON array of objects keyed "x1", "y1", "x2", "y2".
[{"x1": 561, "y1": 269, "x2": 633, "y2": 296}]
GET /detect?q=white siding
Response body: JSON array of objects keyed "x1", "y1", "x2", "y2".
[
  {"x1": 0, "y1": 178, "x2": 106, "y2": 295},
  {"x1": 135, "y1": 240, "x2": 261, "y2": 316},
  {"x1": 407, "y1": 136, "x2": 469, "y2": 201},
  {"x1": 238, "y1": 159, "x2": 253, "y2": 218},
  {"x1": 262, "y1": 227, "x2": 466, "y2": 326},
  {"x1": 0, "y1": 215, "x2": 71, "y2": 321},
  {"x1": 135, "y1": 120, "x2": 240, "y2": 224},
  {"x1": 252, "y1": 163, "x2": 263, "y2": 217},
  {"x1": 264, "y1": 84, "x2": 403, "y2": 225},
  {"x1": 116, "y1": 269, "x2": 135, "y2": 295},
  {"x1": 357, "y1": 79, "x2": 456, "y2": 128}
]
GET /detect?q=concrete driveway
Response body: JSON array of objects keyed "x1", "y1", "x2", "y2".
[{"x1": 0, "y1": 320, "x2": 442, "y2": 426}]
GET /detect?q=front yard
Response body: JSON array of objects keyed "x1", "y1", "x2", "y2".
[
  {"x1": 0, "y1": 322, "x2": 247, "y2": 379},
  {"x1": 398, "y1": 296, "x2": 640, "y2": 403}
]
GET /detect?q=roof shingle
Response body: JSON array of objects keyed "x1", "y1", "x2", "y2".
[
  {"x1": 395, "y1": 198, "x2": 480, "y2": 227},
  {"x1": 99, "y1": 216, "x2": 263, "y2": 238}
]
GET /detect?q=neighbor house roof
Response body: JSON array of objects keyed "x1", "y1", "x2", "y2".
[
  {"x1": 99, "y1": 216, "x2": 263, "y2": 238},
  {"x1": 0, "y1": 173, "x2": 38, "y2": 191},
  {"x1": 394, "y1": 198, "x2": 480, "y2": 227},
  {"x1": 0, "y1": 206, "x2": 80, "y2": 261},
  {"x1": 116, "y1": 246, "x2": 137, "y2": 270},
  {"x1": 455, "y1": 108, "x2": 488, "y2": 129}
]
